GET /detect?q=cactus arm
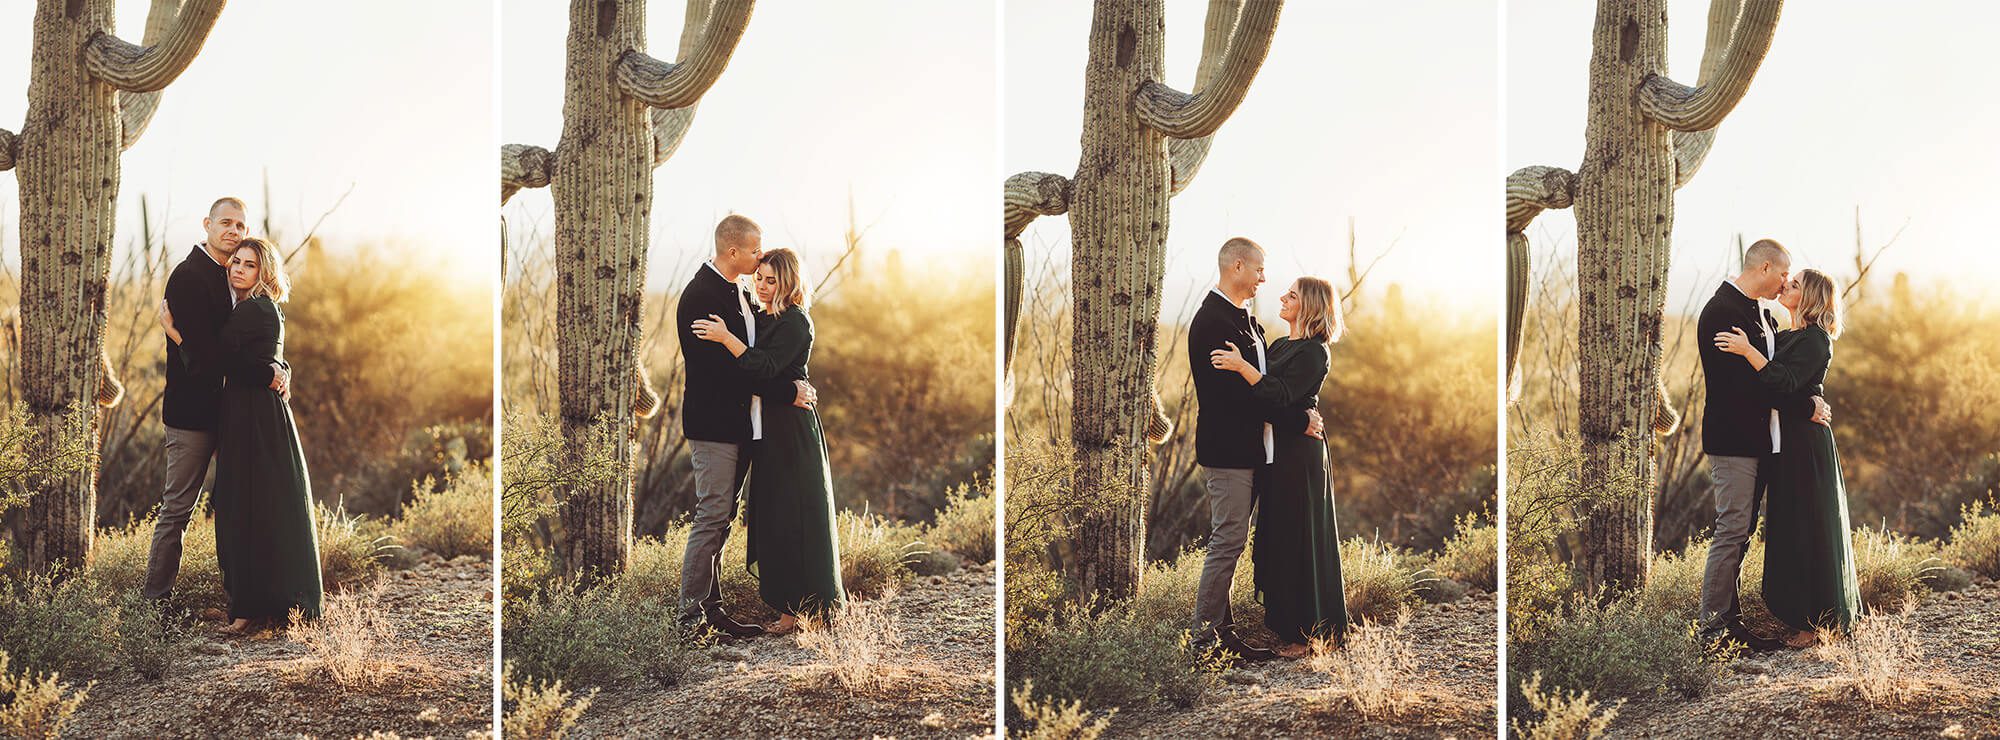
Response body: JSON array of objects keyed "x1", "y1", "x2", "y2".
[
  {"x1": 615, "y1": 0, "x2": 755, "y2": 110},
  {"x1": 647, "y1": 0, "x2": 718, "y2": 166},
  {"x1": 501, "y1": 144, "x2": 555, "y2": 206},
  {"x1": 0, "y1": 128, "x2": 15, "y2": 172},
  {"x1": 1638, "y1": 0, "x2": 1783, "y2": 133},
  {"x1": 1002, "y1": 171, "x2": 1072, "y2": 376},
  {"x1": 116, "y1": 0, "x2": 189, "y2": 151},
  {"x1": 84, "y1": 0, "x2": 226, "y2": 94},
  {"x1": 1504, "y1": 165, "x2": 1576, "y2": 390},
  {"x1": 1670, "y1": 0, "x2": 1744, "y2": 188},
  {"x1": 1133, "y1": 0, "x2": 1284, "y2": 140},
  {"x1": 1166, "y1": 0, "x2": 1246, "y2": 195}
]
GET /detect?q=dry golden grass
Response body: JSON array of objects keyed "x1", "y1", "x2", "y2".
[
  {"x1": 1008, "y1": 680, "x2": 1115, "y2": 740},
  {"x1": 1812, "y1": 604, "x2": 1931, "y2": 705},
  {"x1": 1510, "y1": 671, "x2": 1619, "y2": 740},
  {"x1": 1313, "y1": 609, "x2": 1420, "y2": 717},
  {"x1": 0, "y1": 650, "x2": 90, "y2": 740},
  {"x1": 501, "y1": 663, "x2": 596, "y2": 740},
  {"x1": 796, "y1": 588, "x2": 904, "y2": 690},
  {"x1": 289, "y1": 586, "x2": 396, "y2": 688}
]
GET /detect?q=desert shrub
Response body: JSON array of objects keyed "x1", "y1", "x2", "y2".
[
  {"x1": 1852, "y1": 525, "x2": 1940, "y2": 614},
  {"x1": 1341, "y1": 537, "x2": 1426, "y2": 625},
  {"x1": 797, "y1": 587, "x2": 904, "y2": 689},
  {"x1": 1312, "y1": 610, "x2": 1419, "y2": 717},
  {"x1": 1633, "y1": 538, "x2": 1708, "y2": 623},
  {"x1": 1510, "y1": 596, "x2": 1725, "y2": 703},
  {"x1": 0, "y1": 570, "x2": 119, "y2": 678},
  {"x1": 318, "y1": 502, "x2": 396, "y2": 591},
  {"x1": 291, "y1": 586, "x2": 396, "y2": 688},
  {"x1": 1510, "y1": 671, "x2": 1619, "y2": 740},
  {"x1": 501, "y1": 663, "x2": 595, "y2": 740},
  {"x1": 1814, "y1": 605, "x2": 1928, "y2": 705},
  {"x1": 1945, "y1": 498, "x2": 2000, "y2": 578},
  {"x1": 504, "y1": 581, "x2": 705, "y2": 690},
  {"x1": 1007, "y1": 599, "x2": 1223, "y2": 712},
  {"x1": 926, "y1": 481, "x2": 995, "y2": 564},
  {"x1": 905, "y1": 548, "x2": 961, "y2": 577},
  {"x1": 89, "y1": 507, "x2": 227, "y2": 619},
  {"x1": 1431, "y1": 512, "x2": 1497, "y2": 591},
  {"x1": 0, "y1": 650, "x2": 90, "y2": 740},
  {"x1": 114, "y1": 590, "x2": 191, "y2": 681},
  {"x1": 837, "y1": 511, "x2": 920, "y2": 600},
  {"x1": 1009, "y1": 681, "x2": 1114, "y2": 740},
  {"x1": 394, "y1": 464, "x2": 494, "y2": 560},
  {"x1": 1126, "y1": 548, "x2": 1254, "y2": 635}
]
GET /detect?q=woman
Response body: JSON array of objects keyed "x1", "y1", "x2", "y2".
[
  {"x1": 163, "y1": 237, "x2": 323, "y2": 634},
  {"x1": 1211, "y1": 276, "x2": 1348, "y2": 658},
  {"x1": 1715, "y1": 268, "x2": 1860, "y2": 643},
  {"x1": 691, "y1": 247, "x2": 845, "y2": 634}
]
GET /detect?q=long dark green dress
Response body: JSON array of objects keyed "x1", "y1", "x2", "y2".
[
  {"x1": 1757, "y1": 325, "x2": 1860, "y2": 634},
  {"x1": 212, "y1": 296, "x2": 324, "y2": 621},
  {"x1": 738, "y1": 305, "x2": 845, "y2": 617},
  {"x1": 1250, "y1": 337, "x2": 1348, "y2": 644}
]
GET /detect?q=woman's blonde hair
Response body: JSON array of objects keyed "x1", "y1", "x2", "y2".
[
  {"x1": 1794, "y1": 268, "x2": 1841, "y2": 340},
  {"x1": 231, "y1": 237, "x2": 290, "y2": 303},
  {"x1": 1293, "y1": 276, "x2": 1344, "y2": 346},
  {"x1": 756, "y1": 247, "x2": 810, "y2": 315}
]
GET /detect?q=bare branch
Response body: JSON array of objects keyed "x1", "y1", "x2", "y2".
[
  {"x1": 501, "y1": 144, "x2": 555, "y2": 205},
  {"x1": 1638, "y1": 0, "x2": 1784, "y2": 133},
  {"x1": 615, "y1": 0, "x2": 755, "y2": 110},
  {"x1": 1134, "y1": 0, "x2": 1283, "y2": 140},
  {"x1": 84, "y1": 0, "x2": 226, "y2": 94}
]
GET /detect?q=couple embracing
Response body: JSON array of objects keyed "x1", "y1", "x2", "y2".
[
  {"x1": 1188, "y1": 237, "x2": 1349, "y2": 662},
  {"x1": 1696, "y1": 238, "x2": 1861, "y2": 653},
  {"x1": 675, "y1": 215, "x2": 845, "y2": 640},
  {"x1": 146, "y1": 197, "x2": 322, "y2": 636}
]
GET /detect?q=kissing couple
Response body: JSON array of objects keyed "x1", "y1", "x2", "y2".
[
  {"x1": 1188, "y1": 237, "x2": 1349, "y2": 661},
  {"x1": 148, "y1": 197, "x2": 323, "y2": 636},
  {"x1": 1695, "y1": 238, "x2": 1860, "y2": 653},
  {"x1": 675, "y1": 214, "x2": 846, "y2": 639}
]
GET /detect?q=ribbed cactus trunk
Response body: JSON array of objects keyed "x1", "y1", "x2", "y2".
[
  {"x1": 550, "y1": 0, "x2": 656, "y2": 578},
  {"x1": 1508, "y1": 0, "x2": 1782, "y2": 595},
  {"x1": 6, "y1": 0, "x2": 220, "y2": 572},
  {"x1": 1066, "y1": 0, "x2": 1173, "y2": 601},
  {"x1": 1572, "y1": 0, "x2": 1675, "y2": 593},
  {"x1": 10, "y1": 0, "x2": 124, "y2": 571}
]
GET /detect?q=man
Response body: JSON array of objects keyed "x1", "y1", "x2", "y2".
[
  {"x1": 145, "y1": 197, "x2": 290, "y2": 605},
  {"x1": 1694, "y1": 238, "x2": 1829, "y2": 653},
  {"x1": 674, "y1": 214, "x2": 816, "y2": 639},
  {"x1": 1186, "y1": 237, "x2": 1322, "y2": 661}
]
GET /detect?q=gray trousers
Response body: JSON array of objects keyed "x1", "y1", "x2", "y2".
[
  {"x1": 1699, "y1": 455, "x2": 1763, "y2": 636},
  {"x1": 1192, "y1": 466, "x2": 1257, "y2": 634},
  {"x1": 680, "y1": 440, "x2": 749, "y2": 623},
  {"x1": 144, "y1": 426, "x2": 217, "y2": 600}
]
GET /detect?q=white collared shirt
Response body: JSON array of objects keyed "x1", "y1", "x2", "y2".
[
  {"x1": 713, "y1": 261, "x2": 762, "y2": 441},
  {"x1": 1212, "y1": 286, "x2": 1274, "y2": 464},
  {"x1": 1725, "y1": 279, "x2": 1780, "y2": 454}
]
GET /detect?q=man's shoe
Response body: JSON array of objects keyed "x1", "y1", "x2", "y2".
[
  {"x1": 1203, "y1": 627, "x2": 1278, "y2": 663},
  {"x1": 1706, "y1": 622, "x2": 1783, "y2": 656},
  {"x1": 704, "y1": 608, "x2": 767, "y2": 639}
]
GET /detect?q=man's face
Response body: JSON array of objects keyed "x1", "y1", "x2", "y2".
[
  {"x1": 724, "y1": 232, "x2": 764, "y2": 275},
  {"x1": 1226, "y1": 251, "x2": 1267, "y2": 295},
  {"x1": 1761, "y1": 259, "x2": 1792, "y2": 299},
  {"x1": 204, "y1": 204, "x2": 248, "y2": 253}
]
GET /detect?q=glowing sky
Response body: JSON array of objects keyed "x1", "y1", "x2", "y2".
[{"x1": 0, "y1": 2, "x2": 495, "y2": 285}]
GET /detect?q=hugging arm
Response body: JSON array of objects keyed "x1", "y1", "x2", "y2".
[
  {"x1": 163, "y1": 273, "x2": 219, "y2": 374},
  {"x1": 734, "y1": 315, "x2": 808, "y2": 383},
  {"x1": 219, "y1": 305, "x2": 281, "y2": 390},
  {"x1": 1755, "y1": 330, "x2": 1831, "y2": 396}
]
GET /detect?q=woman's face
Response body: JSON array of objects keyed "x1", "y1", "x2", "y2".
[
  {"x1": 754, "y1": 263, "x2": 779, "y2": 307},
  {"x1": 228, "y1": 247, "x2": 261, "y2": 293},
  {"x1": 1278, "y1": 283, "x2": 1300, "y2": 322},
  {"x1": 1777, "y1": 276, "x2": 1803, "y2": 311}
]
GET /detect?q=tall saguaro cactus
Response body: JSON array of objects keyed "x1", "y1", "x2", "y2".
[
  {"x1": 1, "y1": 0, "x2": 224, "y2": 572},
  {"x1": 500, "y1": 0, "x2": 753, "y2": 578},
  {"x1": 1004, "y1": 0, "x2": 1282, "y2": 601},
  {"x1": 1506, "y1": 0, "x2": 1781, "y2": 593}
]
